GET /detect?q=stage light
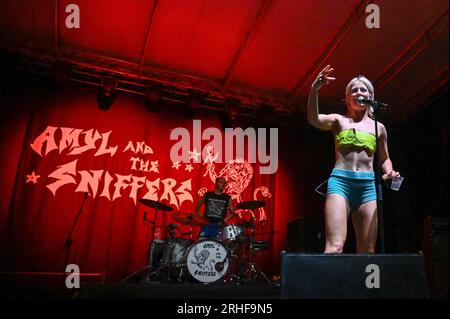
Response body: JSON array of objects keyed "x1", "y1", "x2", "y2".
[
  {"x1": 219, "y1": 112, "x2": 232, "y2": 131},
  {"x1": 183, "y1": 91, "x2": 205, "y2": 118},
  {"x1": 97, "y1": 76, "x2": 117, "y2": 111},
  {"x1": 187, "y1": 95, "x2": 202, "y2": 111},
  {"x1": 258, "y1": 104, "x2": 274, "y2": 124},
  {"x1": 145, "y1": 86, "x2": 163, "y2": 112},
  {"x1": 220, "y1": 97, "x2": 240, "y2": 130},
  {"x1": 226, "y1": 98, "x2": 239, "y2": 122},
  {"x1": 52, "y1": 61, "x2": 72, "y2": 85}
]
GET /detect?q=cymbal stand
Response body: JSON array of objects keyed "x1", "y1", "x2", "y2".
[
  {"x1": 243, "y1": 229, "x2": 271, "y2": 283},
  {"x1": 121, "y1": 207, "x2": 169, "y2": 283},
  {"x1": 147, "y1": 207, "x2": 159, "y2": 265},
  {"x1": 143, "y1": 207, "x2": 179, "y2": 281}
]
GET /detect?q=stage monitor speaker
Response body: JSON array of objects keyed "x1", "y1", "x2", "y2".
[{"x1": 280, "y1": 252, "x2": 428, "y2": 299}]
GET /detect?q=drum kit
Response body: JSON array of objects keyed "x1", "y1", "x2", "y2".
[{"x1": 122, "y1": 198, "x2": 273, "y2": 285}]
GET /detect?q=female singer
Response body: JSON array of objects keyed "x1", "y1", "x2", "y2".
[{"x1": 307, "y1": 65, "x2": 400, "y2": 253}]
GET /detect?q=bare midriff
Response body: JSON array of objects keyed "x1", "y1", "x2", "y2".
[{"x1": 334, "y1": 144, "x2": 374, "y2": 172}]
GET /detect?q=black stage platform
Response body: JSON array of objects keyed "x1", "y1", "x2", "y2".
[
  {"x1": 1, "y1": 274, "x2": 280, "y2": 299},
  {"x1": 77, "y1": 281, "x2": 280, "y2": 299}
]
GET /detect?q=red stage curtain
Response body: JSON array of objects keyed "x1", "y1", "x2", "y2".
[{"x1": 1, "y1": 85, "x2": 305, "y2": 282}]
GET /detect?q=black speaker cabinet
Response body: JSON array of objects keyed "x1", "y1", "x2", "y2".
[{"x1": 280, "y1": 252, "x2": 429, "y2": 299}]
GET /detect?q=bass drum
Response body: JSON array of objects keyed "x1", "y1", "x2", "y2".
[{"x1": 186, "y1": 240, "x2": 229, "y2": 283}]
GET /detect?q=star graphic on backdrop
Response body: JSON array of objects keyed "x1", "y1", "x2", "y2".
[
  {"x1": 188, "y1": 148, "x2": 201, "y2": 162},
  {"x1": 172, "y1": 161, "x2": 181, "y2": 170},
  {"x1": 26, "y1": 171, "x2": 40, "y2": 184},
  {"x1": 150, "y1": 160, "x2": 159, "y2": 173},
  {"x1": 185, "y1": 164, "x2": 194, "y2": 173}
]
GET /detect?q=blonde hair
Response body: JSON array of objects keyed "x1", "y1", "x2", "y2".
[{"x1": 345, "y1": 76, "x2": 375, "y2": 118}]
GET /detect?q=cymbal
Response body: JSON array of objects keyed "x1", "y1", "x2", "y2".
[
  {"x1": 236, "y1": 200, "x2": 266, "y2": 210},
  {"x1": 172, "y1": 212, "x2": 209, "y2": 226},
  {"x1": 139, "y1": 199, "x2": 173, "y2": 211}
]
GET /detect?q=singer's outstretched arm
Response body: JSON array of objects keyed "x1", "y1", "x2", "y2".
[{"x1": 307, "y1": 65, "x2": 339, "y2": 130}]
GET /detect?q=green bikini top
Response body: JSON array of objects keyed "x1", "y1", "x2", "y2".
[{"x1": 335, "y1": 128, "x2": 377, "y2": 153}]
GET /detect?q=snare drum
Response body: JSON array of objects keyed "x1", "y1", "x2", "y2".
[
  {"x1": 185, "y1": 239, "x2": 229, "y2": 283},
  {"x1": 218, "y1": 224, "x2": 243, "y2": 245}
]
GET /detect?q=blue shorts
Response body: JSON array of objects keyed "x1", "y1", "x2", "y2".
[
  {"x1": 199, "y1": 224, "x2": 220, "y2": 239},
  {"x1": 327, "y1": 168, "x2": 377, "y2": 210}
]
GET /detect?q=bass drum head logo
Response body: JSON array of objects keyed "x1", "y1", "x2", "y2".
[{"x1": 186, "y1": 240, "x2": 229, "y2": 283}]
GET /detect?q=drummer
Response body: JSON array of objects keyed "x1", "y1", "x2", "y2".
[{"x1": 195, "y1": 177, "x2": 237, "y2": 239}]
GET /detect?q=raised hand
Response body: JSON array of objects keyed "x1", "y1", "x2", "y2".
[{"x1": 311, "y1": 65, "x2": 336, "y2": 91}]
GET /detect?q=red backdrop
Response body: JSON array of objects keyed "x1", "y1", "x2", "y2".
[{"x1": 0, "y1": 84, "x2": 315, "y2": 283}]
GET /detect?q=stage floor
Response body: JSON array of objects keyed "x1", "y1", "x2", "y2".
[
  {"x1": 1, "y1": 274, "x2": 280, "y2": 299},
  {"x1": 77, "y1": 281, "x2": 281, "y2": 299}
]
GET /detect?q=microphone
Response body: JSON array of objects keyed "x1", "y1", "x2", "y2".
[{"x1": 357, "y1": 96, "x2": 388, "y2": 109}]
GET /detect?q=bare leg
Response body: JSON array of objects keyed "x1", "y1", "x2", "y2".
[
  {"x1": 352, "y1": 200, "x2": 378, "y2": 254},
  {"x1": 324, "y1": 194, "x2": 349, "y2": 253}
]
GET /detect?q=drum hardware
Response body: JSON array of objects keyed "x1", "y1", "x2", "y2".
[
  {"x1": 235, "y1": 200, "x2": 266, "y2": 210},
  {"x1": 155, "y1": 237, "x2": 194, "y2": 282},
  {"x1": 250, "y1": 240, "x2": 269, "y2": 251},
  {"x1": 179, "y1": 229, "x2": 194, "y2": 239},
  {"x1": 120, "y1": 199, "x2": 174, "y2": 283},
  {"x1": 226, "y1": 201, "x2": 272, "y2": 284},
  {"x1": 140, "y1": 199, "x2": 175, "y2": 281},
  {"x1": 122, "y1": 199, "x2": 273, "y2": 285},
  {"x1": 241, "y1": 229, "x2": 271, "y2": 283},
  {"x1": 163, "y1": 223, "x2": 178, "y2": 238},
  {"x1": 171, "y1": 212, "x2": 209, "y2": 226},
  {"x1": 139, "y1": 199, "x2": 174, "y2": 212},
  {"x1": 237, "y1": 219, "x2": 256, "y2": 228},
  {"x1": 145, "y1": 212, "x2": 208, "y2": 283}
]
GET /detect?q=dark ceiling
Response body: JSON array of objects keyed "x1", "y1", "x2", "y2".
[{"x1": 0, "y1": 0, "x2": 448, "y2": 124}]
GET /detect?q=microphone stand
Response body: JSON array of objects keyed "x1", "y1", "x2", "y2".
[
  {"x1": 63, "y1": 192, "x2": 89, "y2": 270},
  {"x1": 372, "y1": 105, "x2": 386, "y2": 253},
  {"x1": 146, "y1": 207, "x2": 160, "y2": 270}
]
